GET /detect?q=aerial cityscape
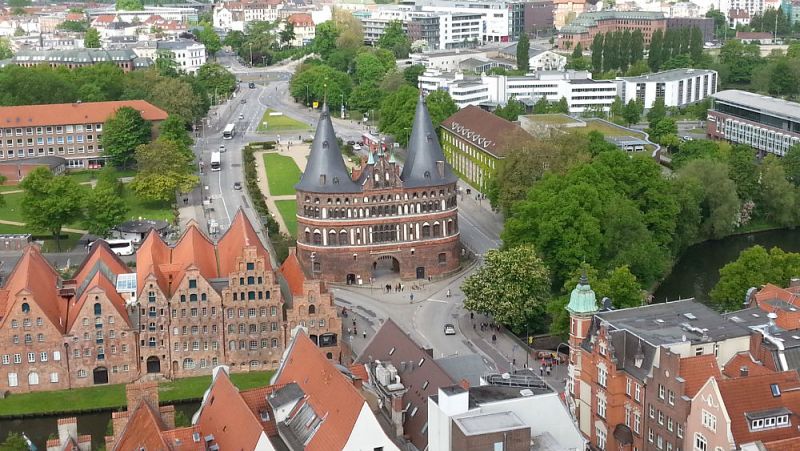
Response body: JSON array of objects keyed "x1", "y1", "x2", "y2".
[{"x1": 0, "y1": 0, "x2": 800, "y2": 449}]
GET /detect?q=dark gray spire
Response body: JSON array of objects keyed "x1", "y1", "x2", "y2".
[
  {"x1": 295, "y1": 103, "x2": 361, "y2": 193},
  {"x1": 400, "y1": 95, "x2": 458, "y2": 188}
]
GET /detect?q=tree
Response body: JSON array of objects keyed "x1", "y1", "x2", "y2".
[
  {"x1": 610, "y1": 96, "x2": 624, "y2": 119},
  {"x1": 223, "y1": 30, "x2": 246, "y2": 51},
  {"x1": 727, "y1": 144, "x2": 760, "y2": 202},
  {"x1": 553, "y1": 97, "x2": 569, "y2": 114},
  {"x1": 84, "y1": 27, "x2": 101, "y2": 48},
  {"x1": 0, "y1": 38, "x2": 12, "y2": 60},
  {"x1": 768, "y1": 59, "x2": 799, "y2": 96},
  {"x1": 403, "y1": 64, "x2": 425, "y2": 86},
  {"x1": 533, "y1": 96, "x2": 550, "y2": 114},
  {"x1": 619, "y1": 30, "x2": 631, "y2": 72},
  {"x1": 648, "y1": 29, "x2": 663, "y2": 72},
  {"x1": 313, "y1": 21, "x2": 339, "y2": 60},
  {"x1": 289, "y1": 64, "x2": 352, "y2": 110},
  {"x1": 348, "y1": 82, "x2": 383, "y2": 113},
  {"x1": 673, "y1": 139, "x2": 721, "y2": 168},
  {"x1": 379, "y1": 85, "x2": 418, "y2": 146},
  {"x1": 102, "y1": 107, "x2": 151, "y2": 169},
  {"x1": 332, "y1": 8, "x2": 363, "y2": 52},
  {"x1": 159, "y1": 114, "x2": 193, "y2": 151},
  {"x1": 689, "y1": 26, "x2": 703, "y2": 64},
  {"x1": 84, "y1": 180, "x2": 129, "y2": 236},
  {"x1": 646, "y1": 97, "x2": 667, "y2": 125},
  {"x1": 58, "y1": 20, "x2": 88, "y2": 32},
  {"x1": 719, "y1": 40, "x2": 763, "y2": 85},
  {"x1": 603, "y1": 31, "x2": 619, "y2": 72},
  {"x1": 20, "y1": 168, "x2": 86, "y2": 251},
  {"x1": 561, "y1": 264, "x2": 644, "y2": 309},
  {"x1": 711, "y1": 245, "x2": 800, "y2": 311},
  {"x1": 7, "y1": 0, "x2": 29, "y2": 8},
  {"x1": 706, "y1": 9, "x2": 727, "y2": 39},
  {"x1": 571, "y1": 42, "x2": 583, "y2": 59},
  {"x1": 782, "y1": 143, "x2": 800, "y2": 186},
  {"x1": 462, "y1": 245, "x2": 551, "y2": 333},
  {"x1": 0, "y1": 432, "x2": 28, "y2": 451},
  {"x1": 630, "y1": 30, "x2": 644, "y2": 63},
  {"x1": 677, "y1": 159, "x2": 739, "y2": 239},
  {"x1": 196, "y1": 62, "x2": 237, "y2": 101},
  {"x1": 279, "y1": 21, "x2": 296, "y2": 47},
  {"x1": 591, "y1": 33, "x2": 604, "y2": 73},
  {"x1": 759, "y1": 155, "x2": 796, "y2": 226},
  {"x1": 516, "y1": 32, "x2": 530, "y2": 73},
  {"x1": 195, "y1": 23, "x2": 221, "y2": 56},
  {"x1": 648, "y1": 117, "x2": 677, "y2": 142},
  {"x1": 377, "y1": 20, "x2": 411, "y2": 58},
  {"x1": 116, "y1": 0, "x2": 143, "y2": 10},
  {"x1": 130, "y1": 138, "x2": 198, "y2": 203},
  {"x1": 494, "y1": 97, "x2": 527, "y2": 121},
  {"x1": 622, "y1": 99, "x2": 642, "y2": 125},
  {"x1": 424, "y1": 89, "x2": 458, "y2": 132},
  {"x1": 379, "y1": 70, "x2": 405, "y2": 92},
  {"x1": 354, "y1": 52, "x2": 389, "y2": 85}
]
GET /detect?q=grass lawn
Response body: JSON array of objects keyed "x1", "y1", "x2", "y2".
[
  {"x1": 580, "y1": 120, "x2": 647, "y2": 138},
  {"x1": 0, "y1": 192, "x2": 24, "y2": 222},
  {"x1": 257, "y1": 109, "x2": 311, "y2": 132},
  {"x1": 121, "y1": 186, "x2": 174, "y2": 222},
  {"x1": 275, "y1": 199, "x2": 298, "y2": 237},
  {"x1": 0, "y1": 223, "x2": 82, "y2": 252},
  {"x1": 525, "y1": 113, "x2": 582, "y2": 125},
  {"x1": 0, "y1": 371, "x2": 274, "y2": 417},
  {"x1": 0, "y1": 184, "x2": 21, "y2": 192},
  {"x1": 263, "y1": 152, "x2": 301, "y2": 196},
  {"x1": 688, "y1": 127, "x2": 706, "y2": 134}
]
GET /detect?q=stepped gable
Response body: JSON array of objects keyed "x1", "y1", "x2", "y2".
[
  {"x1": 112, "y1": 401, "x2": 171, "y2": 451},
  {"x1": 67, "y1": 271, "x2": 130, "y2": 331},
  {"x1": 295, "y1": 103, "x2": 361, "y2": 194},
  {"x1": 217, "y1": 209, "x2": 271, "y2": 275},
  {"x1": 171, "y1": 222, "x2": 219, "y2": 284},
  {"x1": 273, "y1": 332, "x2": 363, "y2": 451},
  {"x1": 279, "y1": 250, "x2": 306, "y2": 296},
  {"x1": 135, "y1": 230, "x2": 172, "y2": 294},
  {"x1": 0, "y1": 245, "x2": 64, "y2": 330},
  {"x1": 400, "y1": 95, "x2": 457, "y2": 188}
]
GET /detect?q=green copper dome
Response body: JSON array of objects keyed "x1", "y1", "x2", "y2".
[{"x1": 566, "y1": 274, "x2": 599, "y2": 314}]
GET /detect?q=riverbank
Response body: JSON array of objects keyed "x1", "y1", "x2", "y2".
[{"x1": 0, "y1": 371, "x2": 273, "y2": 418}]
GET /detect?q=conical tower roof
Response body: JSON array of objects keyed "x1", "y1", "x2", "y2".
[
  {"x1": 400, "y1": 95, "x2": 458, "y2": 188},
  {"x1": 295, "y1": 103, "x2": 360, "y2": 193}
]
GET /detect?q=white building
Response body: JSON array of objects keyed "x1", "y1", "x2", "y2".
[
  {"x1": 615, "y1": 68, "x2": 718, "y2": 110},
  {"x1": 363, "y1": 7, "x2": 485, "y2": 50},
  {"x1": 134, "y1": 39, "x2": 206, "y2": 74},
  {"x1": 498, "y1": 43, "x2": 567, "y2": 71},
  {"x1": 86, "y1": 6, "x2": 198, "y2": 24},
  {"x1": 283, "y1": 13, "x2": 315, "y2": 47},
  {"x1": 213, "y1": 0, "x2": 284, "y2": 32},
  {"x1": 410, "y1": 49, "x2": 493, "y2": 71},
  {"x1": 428, "y1": 380, "x2": 586, "y2": 451}
]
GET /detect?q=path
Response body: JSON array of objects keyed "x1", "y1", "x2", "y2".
[
  {"x1": 252, "y1": 143, "x2": 310, "y2": 236},
  {"x1": 0, "y1": 219, "x2": 88, "y2": 235}
]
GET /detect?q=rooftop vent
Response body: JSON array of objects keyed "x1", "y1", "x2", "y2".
[
  {"x1": 520, "y1": 389, "x2": 534, "y2": 397},
  {"x1": 684, "y1": 313, "x2": 697, "y2": 320}
]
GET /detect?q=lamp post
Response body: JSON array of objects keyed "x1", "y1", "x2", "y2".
[
  {"x1": 249, "y1": 42, "x2": 253, "y2": 66},
  {"x1": 340, "y1": 92, "x2": 345, "y2": 119},
  {"x1": 306, "y1": 84, "x2": 310, "y2": 107}
]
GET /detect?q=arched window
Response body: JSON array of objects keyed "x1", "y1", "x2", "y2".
[
  {"x1": 94, "y1": 303, "x2": 102, "y2": 315},
  {"x1": 309, "y1": 305, "x2": 316, "y2": 315},
  {"x1": 433, "y1": 223, "x2": 441, "y2": 237},
  {"x1": 339, "y1": 231, "x2": 348, "y2": 245},
  {"x1": 21, "y1": 303, "x2": 30, "y2": 313},
  {"x1": 328, "y1": 231, "x2": 337, "y2": 246},
  {"x1": 313, "y1": 232, "x2": 322, "y2": 245},
  {"x1": 229, "y1": 341, "x2": 236, "y2": 350},
  {"x1": 422, "y1": 224, "x2": 431, "y2": 238},
  {"x1": 271, "y1": 338, "x2": 278, "y2": 348},
  {"x1": 305, "y1": 231, "x2": 311, "y2": 243},
  {"x1": 182, "y1": 358, "x2": 195, "y2": 369},
  {"x1": 189, "y1": 294, "x2": 197, "y2": 302},
  {"x1": 28, "y1": 372, "x2": 39, "y2": 385}
]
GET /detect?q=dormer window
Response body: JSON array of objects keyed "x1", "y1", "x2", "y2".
[{"x1": 424, "y1": 171, "x2": 431, "y2": 179}]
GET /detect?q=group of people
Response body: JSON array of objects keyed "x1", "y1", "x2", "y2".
[{"x1": 385, "y1": 283, "x2": 405, "y2": 293}]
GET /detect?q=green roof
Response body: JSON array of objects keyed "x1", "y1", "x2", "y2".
[{"x1": 566, "y1": 274, "x2": 598, "y2": 314}]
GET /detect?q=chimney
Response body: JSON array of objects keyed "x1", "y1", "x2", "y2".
[
  {"x1": 436, "y1": 161, "x2": 445, "y2": 178},
  {"x1": 125, "y1": 381, "x2": 160, "y2": 414},
  {"x1": 791, "y1": 278, "x2": 800, "y2": 288},
  {"x1": 56, "y1": 417, "x2": 78, "y2": 446},
  {"x1": 740, "y1": 366, "x2": 749, "y2": 377}
]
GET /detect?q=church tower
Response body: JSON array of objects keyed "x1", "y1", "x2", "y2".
[{"x1": 565, "y1": 274, "x2": 598, "y2": 399}]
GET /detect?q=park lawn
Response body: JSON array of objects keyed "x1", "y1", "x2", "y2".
[
  {"x1": 0, "y1": 371, "x2": 274, "y2": 417},
  {"x1": 275, "y1": 199, "x2": 298, "y2": 238},
  {"x1": 580, "y1": 120, "x2": 648, "y2": 138},
  {"x1": 121, "y1": 186, "x2": 174, "y2": 222},
  {"x1": 0, "y1": 192, "x2": 24, "y2": 222},
  {"x1": 263, "y1": 152, "x2": 301, "y2": 196},
  {"x1": 257, "y1": 109, "x2": 310, "y2": 132},
  {"x1": 0, "y1": 184, "x2": 21, "y2": 192},
  {"x1": 526, "y1": 113, "x2": 582, "y2": 126},
  {"x1": 0, "y1": 223, "x2": 82, "y2": 252}
]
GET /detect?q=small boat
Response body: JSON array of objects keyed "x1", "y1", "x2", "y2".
[{"x1": 22, "y1": 432, "x2": 37, "y2": 451}]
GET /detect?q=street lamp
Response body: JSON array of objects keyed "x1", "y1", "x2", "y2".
[
  {"x1": 306, "y1": 84, "x2": 310, "y2": 107},
  {"x1": 249, "y1": 42, "x2": 253, "y2": 66}
]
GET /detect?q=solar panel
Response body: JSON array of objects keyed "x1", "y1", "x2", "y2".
[{"x1": 115, "y1": 273, "x2": 137, "y2": 293}]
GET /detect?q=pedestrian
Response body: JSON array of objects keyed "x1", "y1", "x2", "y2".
[
  {"x1": 491, "y1": 334, "x2": 496, "y2": 343},
  {"x1": 352, "y1": 319, "x2": 356, "y2": 327},
  {"x1": 363, "y1": 330, "x2": 367, "y2": 339},
  {"x1": 470, "y1": 312, "x2": 474, "y2": 320},
  {"x1": 347, "y1": 327, "x2": 351, "y2": 335},
  {"x1": 410, "y1": 293, "x2": 414, "y2": 303},
  {"x1": 546, "y1": 365, "x2": 552, "y2": 376},
  {"x1": 540, "y1": 365, "x2": 544, "y2": 376}
]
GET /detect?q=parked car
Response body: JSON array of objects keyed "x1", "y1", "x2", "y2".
[
  {"x1": 219, "y1": 144, "x2": 226, "y2": 152},
  {"x1": 248, "y1": 82, "x2": 255, "y2": 89},
  {"x1": 353, "y1": 144, "x2": 362, "y2": 151},
  {"x1": 238, "y1": 113, "x2": 244, "y2": 120},
  {"x1": 347, "y1": 140, "x2": 356, "y2": 145},
  {"x1": 233, "y1": 182, "x2": 242, "y2": 190},
  {"x1": 444, "y1": 324, "x2": 456, "y2": 335},
  {"x1": 683, "y1": 136, "x2": 693, "y2": 141}
]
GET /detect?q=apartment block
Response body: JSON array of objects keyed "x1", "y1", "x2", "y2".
[
  {"x1": 616, "y1": 68, "x2": 718, "y2": 110},
  {"x1": 0, "y1": 100, "x2": 167, "y2": 170},
  {"x1": 708, "y1": 89, "x2": 800, "y2": 157}
]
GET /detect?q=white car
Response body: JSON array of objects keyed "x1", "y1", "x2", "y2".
[
  {"x1": 219, "y1": 145, "x2": 226, "y2": 153},
  {"x1": 353, "y1": 144, "x2": 362, "y2": 151},
  {"x1": 444, "y1": 324, "x2": 456, "y2": 335}
]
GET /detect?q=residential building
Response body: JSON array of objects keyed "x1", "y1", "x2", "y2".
[
  {"x1": 356, "y1": 318, "x2": 456, "y2": 450},
  {"x1": 213, "y1": 0, "x2": 284, "y2": 31},
  {"x1": 427, "y1": 377, "x2": 586, "y2": 451},
  {"x1": 736, "y1": 31, "x2": 775, "y2": 43},
  {"x1": 497, "y1": 43, "x2": 567, "y2": 71},
  {"x1": 0, "y1": 211, "x2": 342, "y2": 394},
  {"x1": 686, "y1": 372, "x2": 800, "y2": 451},
  {"x1": 10, "y1": 48, "x2": 149, "y2": 72},
  {"x1": 284, "y1": 13, "x2": 315, "y2": 47},
  {"x1": 728, "y1": 0, "x2": 782, "y2": 21},
  {"x1": 401, "y1": 0, "x2": 525, "y2": 42},
  {"x1": 557, "y1": 11, "x2": 667, "y2": 49},
  {"x1": 133, "y1": 39, "x2": 206, "y2": 74},
  {"x1": 418, "y1": 70, "x2": 489, "y2": 107},
  {"x1": 440, "y1": 105, "x2": 535, "y2": 191},
  {"x1": 362, "y1": 16, "x2": 404, "y2": 46},
  {"x1": 363, "y1": 7, "x2": 485, "y2": 50},
  {"x1": 616, "y1": 68, "x2": 718, "y2": 110},
  {"x1": 410, "y1": 49, "x2": 494, "y2": 71},
  {"x1": 0, "y1": 100, "x2": 167, "y2": 170},
  {"x1": 707, "y1": 90, "x2": 800, "y2": 156},
  {"x1": 293, "y1": 99, "x2": 461, "y2": 283}
]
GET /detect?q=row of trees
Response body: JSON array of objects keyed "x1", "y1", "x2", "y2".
[
  {"x1": 647, "y1": 27, "x2": 705, "y2": 72},
  {"x1": 589, "y1": 29, "x2": 645, "y2": 74},
  {"x1": 223, "y1": 20, "x2": 307, "y2": 66}
]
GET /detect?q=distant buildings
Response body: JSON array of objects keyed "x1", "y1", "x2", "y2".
[
  {"x1": 0, "y1": 100, "x2": 167, "y2": 170},
  {"x1": 558, "y1": 11, "x2": 668, "y2": 49},
  {"x1": 132, "y1": 39, "x2": 207, "y2": 74},
  {"x1": 212, "y1": 0, "x2": 284, "y2": 32},
  {"x1": 707, "y1": 89, "x2": 800, "y2": 156},
  {"x1": 8, "y1": 48, "x2": 149, "y2": 73},
  {"x1": 615, "y1": 68, "x2": 718, "y2": 109},
  {"x1": 284, "y1": 13, "x2": 315, "y2": 47}
]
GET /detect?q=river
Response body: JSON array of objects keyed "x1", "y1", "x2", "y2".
[
  {"x1": 654, "y1": 228, "x2": 800, "y2": 302},
  {"x1": 0, "y1": 402, "x2": 200, "y2": 450}
]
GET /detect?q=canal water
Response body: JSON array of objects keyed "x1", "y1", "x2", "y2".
[
  {"x1": 654, "y1": 228, "x2": 800, "y2": 302},
  {"x1": 0, "y1": 402, "x2": 200, "y2": 450}
]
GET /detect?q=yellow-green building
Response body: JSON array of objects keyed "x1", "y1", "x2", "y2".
[{"x1": 440, "y1": 105, "x2": 532, "y2": 192}]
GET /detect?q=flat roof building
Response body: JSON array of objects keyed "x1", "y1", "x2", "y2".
[
  {"x1": 708, "y1": 90, "x2": 800, "y2": 156},
  {"x1": 616, "y1": 68, "x2": 718, "y2": 110}
]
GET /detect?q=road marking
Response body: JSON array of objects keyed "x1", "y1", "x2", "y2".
[
  {"x1": 426, "y1": 298, "x2": 448, "y2": 303},
  {"x1": 217, "y1": 164, "x2": 232, "y2": 225}
]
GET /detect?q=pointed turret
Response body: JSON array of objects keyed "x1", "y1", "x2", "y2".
[
  {"x1": 400, "y1": 95, "x2": 458, "y2": 188},
  {"x1": 295, "y1": 103, "x2": 360, "y2": 193}
]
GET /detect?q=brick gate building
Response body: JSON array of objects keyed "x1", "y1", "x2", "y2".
[{"x1": 294, "y1": 98, "x2": 462, "y2": 283}]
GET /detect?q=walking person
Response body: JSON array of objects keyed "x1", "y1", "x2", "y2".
[
  {"x1": 446, "y1": 288, "x2": 451, "y2": 298},
  {"x1": 363, "y1": 330, "x2": 367, "y2": 339}
]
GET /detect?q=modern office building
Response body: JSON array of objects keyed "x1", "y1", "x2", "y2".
[
  {"x1": 707, "y1": 90, "x2": 800, "y2": 156},
  {"x1": 557, "y1": 11, "x2": 667, "y2": 49},
  {"x1": 616, "y1": 68, "x2": 718, "y2": 110},
  {"x1": 0, "y1": 100, "x2": 167, "y2": 170}
]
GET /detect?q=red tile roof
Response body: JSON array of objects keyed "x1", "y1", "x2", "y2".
[
  {"x1": 171, "y1": 223, "x2": 219, "y2": 286},
  {"x1": 441, "y1": 105, "x2": 532, "y2": 157},
  {"x1": 161, "y1": 426, "x2": 205, "y2": 450},
  {"x1": 287, "y1": 12, "x2": 313, "y2": 27},
  {"x1": 0, "y1": 245, "x2": 64, "y2": 331},
  {"x1": 240, "y1": 384, "x2": 284, "y2": 436},
  {"x1": 717, "y1": 372, "x2": 800, "y2": 445},
  {"x1": 764, "y1": 437, "x2": 800, "y2": 450},
  {"x1": 217, "y1": 209, "x2": 270, "y2": 275},
  {"x1": 679, "y1": 354, "x2": 721, "y2": 397},
  {"x1": 92, "y1": 14, "x2": 116, "y2": 24},
  {"x1": 112, "y1": 402, "x2": 170, "y2": 451},
  {"x1": 349, "y1": 363, "x2": 368, "y2": 382},
  {"x1": 71, "y1": 240, "x2": 130, "y2": 288},
  {"x1": 66, "y1": 271, "x2": 129, "y2": 331},
  {"x1": 135, "y1": 230, "x2": 172, "y2": 294},
  {"x1": 195, "y1": 369, "x2": 268, "y2": 450},
  {"x1": 722, "y1": 352, "x2": 775, "y2": 378},
  {"x1": 274, "y1": 333, "x2": 364, "y2": 451},
  {"x1": 0, "y1": 100, "x2": 167, "y2": 129},
  {"x1": 279, "y1": 249, "x2": 305, "y2": 296}
]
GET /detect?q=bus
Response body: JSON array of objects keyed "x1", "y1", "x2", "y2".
[
  {"x1": 210, "y1": 151, "x2": 221, "y2": 172},
  {"x1": 90, "y1": 239, "x2": 135, "y2": 256},
  {"x1": 222, "y1": 123, "x2": 235, "y2": 140}
]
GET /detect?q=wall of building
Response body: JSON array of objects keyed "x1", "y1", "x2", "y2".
[
  {"x1": 440, "y1": 129, "x2": 497, "y2": 192},
  {"x1": 524, "y1": 0, "x2": 555, "y2": 33},
  {"x1": 644, "y1": 351, "x2": 689, "y2": 451},
  {"x1": 451, "y1": 425, "x2": 530, "y2": 451},
  {"x1": 342, "y1": 402, "x2": 402, "y2": 451},
  {"x1": 684, "y1": 380, "x2": 734, "y2": 451}
]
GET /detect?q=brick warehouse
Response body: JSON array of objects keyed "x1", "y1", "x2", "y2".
[
  {"x1": 294, "y1": 98, "x2": 462, "y2": 283},
  {"x1": 0, "y1": 211, "x2": 342, "y2": 394}
]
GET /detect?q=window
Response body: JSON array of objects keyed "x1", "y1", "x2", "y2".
[
  {"x1": 668, "y1": 417, "x2": 674, "y2": 432},
  {"x1": 8, "y1": 373, "x2": 17, "y2": 387},
  {"x1": 50, "y1": 372, "x2": 59, "y2": 383},
  {"x1": 649, "y1": 428, "x2": 654, "y2": 443},
  {"x1": 658, "y1": 410, "x2": 664, "y2": 425},
  {"x1": 634, "y1": 412, "x2": 641, "y2": 434},
  {"x1": 659, "y1": 384, "x2": 665, "y2": 399},
  {"x1": 598, "y1": 365, "x2": 607, "y2": 387},
  {"x1": 40, "y1": 352, "x2": 47, "y2": 362},
  {"x1": 694, "y1": 433, "x2": 707, "y2": 451},
  {"x1": 625, "y1": 407, "x2": 631, "y2": 427},
  {"x1": 53, "y1": 351, "x2": 60, "y2": 361},
  {"x1": 189, "y1": 279, "x2": 197, "y2": 288},
  {"x1": 1, "y1": 355, "x2": 7, "y2": 365},
  {"x1": 668, "y1": 390, "x2": 675, "y2": 405},
  {"x1": 677, "y1": 424, "x2": 684, "y2": 438},
  {"x1": 626, "y1": 378, "x2": 632, "y2": 396},
  {"x1": 649, "y1": 404, "x2": 655, "y2": 419},
  {"x1": 596, "y1": 427, "x2": 607, "y2": 450},
  {"x1": 27, "y1": 352, "x2": 35, "y2": 363},
  {"x1": 702, "y1": 410, "x2": 716, "y2": 432},
  {"x1": 78, "y1": 369, "x2": 87, "y2": 378},
  {"x1": 28, "y1": 372, "x2": 39, "y2": 385},
  {"x1": 635, "y1": 383, "x2": 641, "y2": 402},
  {"x1": 597, "y1": 395, "x2": 606, "y2": 418},
  {"x1": 13, "y1": 354, "x2": 20, "y2": 364}
]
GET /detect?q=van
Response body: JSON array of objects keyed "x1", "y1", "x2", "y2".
[{"x1": 90, "y1": 239, "x2": 135, "y2": 256}]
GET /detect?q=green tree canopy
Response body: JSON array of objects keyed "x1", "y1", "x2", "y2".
[
  {"x1": 782, "y1": 143, "x2": 800, "y2": 186},
  {"x1": 159, "y1": 114, "x2": 193, "y2": 151},
  {"x1": 84, "y1": 178, "x2": 129, "y2": 237},
  {"x1": 711, "y1": 246, "x2": 800, "y2": 310},
  {"x1": 677, "y1": 158, "x2": 740, "y2": 239},
  {"x1": 20, "y1": 168, "x2": 86, "y2": 250},
  {"x1": 648, "y1": 29, "x2": 663, "y2": 71},
  {"x1": 130, "y1": 138, "x2": 198, "y2": 203},
  {"x1": 195, "y1": 23, "x2": 221, "y2": 56},
  {"x1": 462, "y1": 245, "x2": 551, "y2": 333},
  {"x1": 622, "y1": 99, "x2": 643, "y2": 125},
  {"x1": 0, "y1": 432, "x2": 29, "y2": 451},
  {"x1": 83, "y1": 27, "x2": 101, "y2": 48},
  {"x1": 377, "y1": 20, "x2": 411, "y2": 58},
  {"x1": 403, "y1": 64, "x2": 426, "y2": 86},
  {"x1": 196, "y1": 62, "x2": 236, "y2": 101},
  {"x1": 116, "y1": 0, "x2": 143, "y2": 11},
  {"x1": 289, "y1": 63, "x2": 352, "y2": 112},
  {"x1": 517, "y1": 33, "x2": 530, "y2": 72},
  {"x1": 102, "y1": 106, "x2": 151, "y2": 169},
  {"x1": 494, "y1": 97, "x2": 526, "y2": 121},
  {"x1": 279, "y1": 22, "x2": 296, "y2": 47}
]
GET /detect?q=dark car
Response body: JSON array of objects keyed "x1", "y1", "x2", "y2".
[
  {"x1": 233, "y1": 182, "x2": 242, "y2": 190},
  {"x1": 248, "y1": 82, "x2": 256, "y2": 89},
  {"x1": 347, "y1": 140, "x2": 356, "y2": 146},
  {"x1": 240, "y1": 98, "x2": 247, "y2": 104}
]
